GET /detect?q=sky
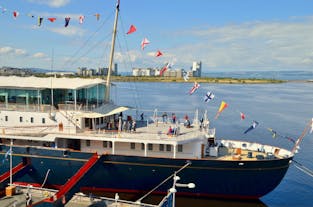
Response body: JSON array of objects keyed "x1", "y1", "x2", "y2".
[{"x1": 1, "y1": 0, "x2": 313, "y2": 72}]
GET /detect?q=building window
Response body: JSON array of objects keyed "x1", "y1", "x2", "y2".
[
  {"x1": 109, "y1": 141, "x2": 112, "y2": 148},
  {"x1": 141, "y1": 143, "x2": 145, "y2": 150},
  {"x1": 19, "y1": 116, "x2": 23, "y2": 122},
  {"x1": 178, "y1": 144, "x2": 183, "y2": 152},
  {"x1": 86, "y1": 140, "x2": 90, "y2": 147},
  {"x1": 5, "y1": 116, "x2": 8, "y2": 122},
  {"x1": 166, "y1": 145, "x2": 171, "y2": 152},
  {"x1": 42, "y1": 118, "x2": 45, "y2": 124},
  {"x1": 130, "y1": 143, "x2": 136, "y2": 149},
  {"x1": 148, "y1": 144, "x2": 153, "y2": 151},
  {"x1": 103, "y1": 141, "x2": 107, "y2": 148},
  {"x1": 159, "y1": 144, "x2": 164, "y2": 151},
  {"x1": 30, "y1": 117, "x2": 34, "y2": 123}
]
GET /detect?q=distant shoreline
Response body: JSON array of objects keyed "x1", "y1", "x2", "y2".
[{"x1": 111, "y1": 76, "x2": 286, "y2": 84}]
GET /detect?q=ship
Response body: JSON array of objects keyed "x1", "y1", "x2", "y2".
[{"x1": 0, "y1": 1, "x2": 310, "y2": 205}]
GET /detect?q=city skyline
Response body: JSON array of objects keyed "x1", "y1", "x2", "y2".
[{"x1": 1, "y1": 0, "x2": 313, "y2": 72}]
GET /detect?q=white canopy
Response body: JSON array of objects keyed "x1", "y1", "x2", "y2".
[{"x1": 0, "y1": 76, "x2": 105, "y2": 90}]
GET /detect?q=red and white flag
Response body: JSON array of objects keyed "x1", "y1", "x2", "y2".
[
  {"x1": 155, "y1": 50, "x2": 163, "y2": 57},
  {"x1": 141, "y1": 38, "x2": 150, "y2": 50},
  {"x1": 79, "y1": 15, "x2": 85, "y2": 24},
  {"x1": 13, "y1": 11, "x2": 19, "y2": 19},
  {"x1": 189, "y1": 82, "x2": 200, "y2": 95},
  {"x1": 126, "y1": 25, "x2": 136, "y2": 34},
  {"x1": 159, "y1": 63, "x2": 170, "y2": 76},
  {"x1": 240, "y1": 112, "x2": 245, "y2": 120}
]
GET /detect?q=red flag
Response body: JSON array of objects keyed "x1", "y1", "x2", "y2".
[
  {"x1": 48, "y1": 17, "x2": 56, "y2": 22},
  {"x1": 13, "y1": 11, "x2": 19, "y2": 19},
  {"x1": 155, "y1": 50, "x2": 163, "y2": 57},
  {"x1": 160, "y1": 63, "x2": 170, "y2": 76},
  {"x1": 141, "y1": 38, "x2": 150, "y2": 50},
  {"x1": 126, "y1": 25, "x2": 136, "y2": 34},
  {"x1": 240, "y1": 112, "x2": 245, "y2": 120}
]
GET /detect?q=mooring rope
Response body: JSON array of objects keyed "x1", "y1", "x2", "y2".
[
  {"x1": 136, "y1": 161, "x2": 191, "y2": 203},
  {"x1": 293, "y1": 160, "x2": 313, "y2": 178}
]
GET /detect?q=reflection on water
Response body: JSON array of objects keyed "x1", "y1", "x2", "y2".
[{"x1": 143, "y1": 195, "x2": 267, "y2": 207}]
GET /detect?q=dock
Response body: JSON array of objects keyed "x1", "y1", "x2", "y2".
[{"x1": 0, "y1": 186, "x2": 171, "y2": 207}]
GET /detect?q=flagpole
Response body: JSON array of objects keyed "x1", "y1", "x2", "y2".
[{"x1": 10, "y1": 139, "x2": 13, "y2": 185}]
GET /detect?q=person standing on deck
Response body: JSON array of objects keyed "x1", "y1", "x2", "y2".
[{"x1": 162, "y1": 112, "x2": 168, "y2": 123}]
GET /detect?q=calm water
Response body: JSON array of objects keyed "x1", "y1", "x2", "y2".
[{"x1": 112, "y1": 80, "x2": 313, "y2": 207}]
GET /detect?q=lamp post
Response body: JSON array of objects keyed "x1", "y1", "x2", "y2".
[{"x1": 169, "y1": 172, "x2": 195, "y2": 207}]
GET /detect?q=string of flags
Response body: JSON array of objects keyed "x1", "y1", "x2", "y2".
[{"x1": 0, "y1": 5, "x2": 104, "y2": 27}]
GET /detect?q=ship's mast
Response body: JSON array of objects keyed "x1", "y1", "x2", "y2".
[{"x1": 105, "y1": 1, "x2": 120, "y2": 102}]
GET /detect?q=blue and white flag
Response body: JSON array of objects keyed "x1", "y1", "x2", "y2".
[
  {"x1": 244, "y1": 121, "x2": 259, "y2": 134},
  {"x1": 2, "y1": 149, "x2": 11, "y2": 164},
  {"x1": 204, "y1": 91, "x2": 215, "y2": 102},
  {"x1": 183, "y1": 71, "x2": 189, "y2": 82}
]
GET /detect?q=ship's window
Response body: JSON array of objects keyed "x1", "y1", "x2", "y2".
[
  {"x1": 5, "y1": 116, "x2": 8, "y2": 121},
  {"x1": 19, "y1": 116, "x2": 23, "y2": 122},
  {"x1": 148, "y1": 144, "x2": 153, "y2": 151},
  {"x1": 159, "y1": 144, "x2": 164, "y2": 151},
  {"x1": 86, "y1": 140, "x2": 90, "y2": 147},
  {"x1": 42, "y1": 118, "x2": 45, "y2": 124},
  {"x1": 178, "y1": 144, "x2": 183, "y2": 152},
  {"x1": 141, "y1": 143, "x2": 145, "y2": 150},
  {"x1": 30, "y1": 117, "x2": 34, "y2": 123},
  {"x1": 166, "y1": 145, "x2": 172, "y2": 152},
  {"x1": 103, "y1": 141, "x2": 107, "y2": 148},
  {"x1": 130, "y1": 143, "x2": 136, "y2": 149}
]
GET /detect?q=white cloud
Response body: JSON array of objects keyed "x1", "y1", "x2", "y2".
[
  {"x1": 28, "y1": 0, "x2": 71, "y2": 8},
  {"x1": 33, "y1": 52, "x2": 46, "y2": 58},
  {"x1": 0, "y1": 46, "x2": 27, "y2": 56},
  {"x1": 164, "y1": 19, "x2": 313, "y2": 70},
  {"x1": 46, "y1": 26, "x2": 86, "y2": 36}
]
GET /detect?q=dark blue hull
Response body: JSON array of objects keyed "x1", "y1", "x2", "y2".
[{"x1": 0, "y1": 145, "x2": 292, "y2": 199}]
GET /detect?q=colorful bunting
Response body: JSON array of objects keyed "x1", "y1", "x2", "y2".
[
  {"x1": 240, "y1": 112, "x2": 245, "y2": 120},
  {"x1": 79, "y1": 15, "x2": 85, "y2": 24},
  {"x1": 126, "y1": 25, "x2": 136, "y2": 34},
  {"x1": 155, "y1": 50, "x2": 163, "y2": 57},
  {"x1": 215, "y1": 101, "x2": 228, "y2": 119},
  {"x1": 64, "y1": 17, "x2": 70, "y2": 27},
  {"x1": 141, "y1": 38, "x2": 150, "y2": 50},
  {"x1": 204, "y1": 91, "x2": 215, "y2": 102},
  {"x1": 38, "y1": 17, "x2": 43, "y2": 27},
  {"x1": 267, "y1": 128, "x2": 295, "y2": 143},
  {"x1": 244, "y1": 121, "x2": 259, "y2": 134},
  {"x1": 189, "y1": 82, "x2": 200, "y2": 95},
  {"x1": 48, "y1": 17, "x2": 56, "y2": 22},
  {"x1": 268, "y1": 128, "x2": 277, "y2": 138}
]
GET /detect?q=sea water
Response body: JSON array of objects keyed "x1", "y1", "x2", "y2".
[{"x1": 112, "y1": 80, "x2": 313, "y2": 207}]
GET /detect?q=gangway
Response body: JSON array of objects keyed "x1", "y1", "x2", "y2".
[{"x1": 31, "y1": 153, "x2": 100, "y2": 207}]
